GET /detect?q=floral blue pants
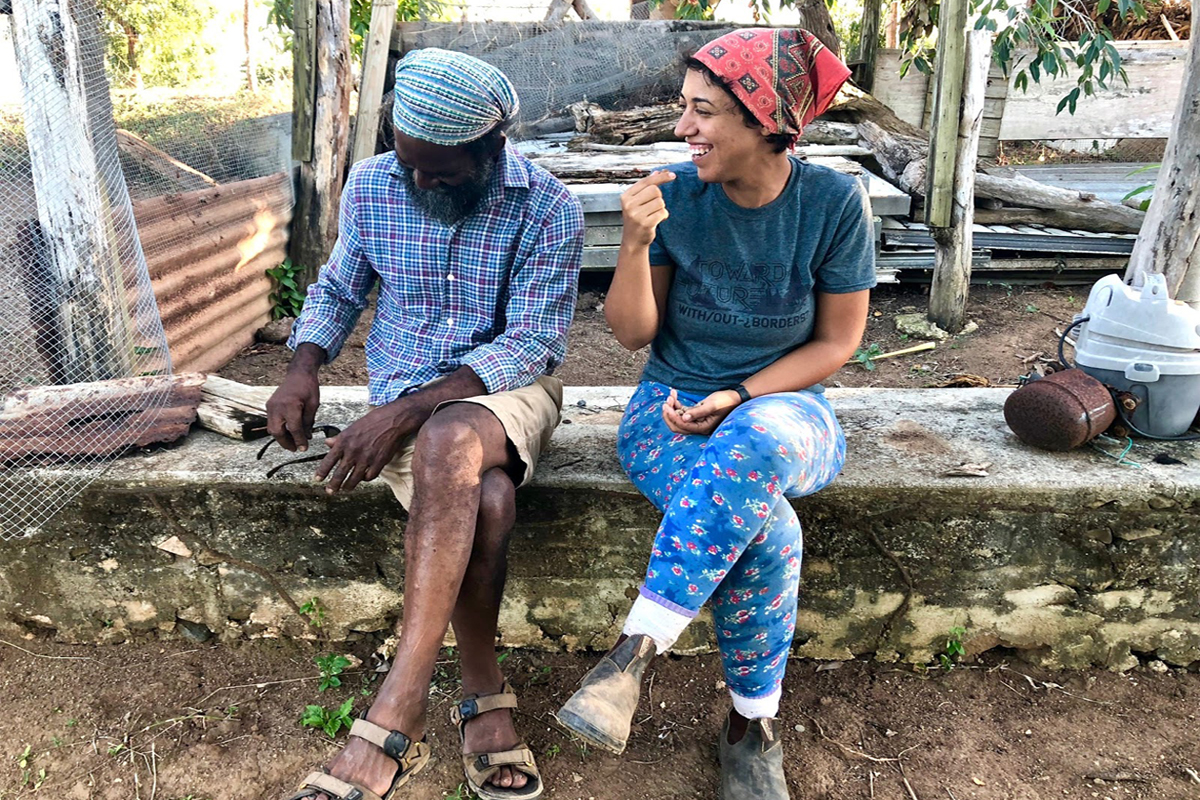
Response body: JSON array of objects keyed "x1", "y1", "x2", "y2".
[{"x1": 618, "y1": 381, "x2": 846, "y2": 700}]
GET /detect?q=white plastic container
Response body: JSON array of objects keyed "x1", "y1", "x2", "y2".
[{"x1": 1073, "y1": 273, "x2": 1200, "y2": 438}]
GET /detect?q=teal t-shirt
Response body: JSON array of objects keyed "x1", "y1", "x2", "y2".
[{"x1": 643, "y1": 157, "x2": 876, "y2": 394}]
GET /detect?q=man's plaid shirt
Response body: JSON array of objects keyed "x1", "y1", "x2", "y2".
[{"x1": 290, "y1": 146, "x2": 584, "y2": 405}]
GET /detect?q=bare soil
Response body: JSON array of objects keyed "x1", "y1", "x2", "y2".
[
  {"x1": 11, "y1": 280, "x2": 1198, "y2": 800},
  {"x1": 220, "y1": 281, "x2": 1088, "y2": 391},
  {"x1": 1, "y1": 636, "x2": 1197, "y2": 800}
]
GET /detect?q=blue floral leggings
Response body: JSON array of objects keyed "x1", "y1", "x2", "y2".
[{"x1": 618, "y1": 381, "x2": 846, "y2": 700}]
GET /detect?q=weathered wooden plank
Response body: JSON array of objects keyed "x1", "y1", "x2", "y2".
[
  {"x1": 1000, "y1": 41, "x2": 1189, "y2": 140},
  {"x1": 872, "y1": 50, "x2": 928, "y2": 126},
  {"x1": 116, "y1": 129, "x2": 218, "y2": 191},
  {"x1": 351, "y1": 0, "x2": 396, "y2": 166},
  {"x1": 198, "y1": 375, "x2": 270, "y2": 440}
]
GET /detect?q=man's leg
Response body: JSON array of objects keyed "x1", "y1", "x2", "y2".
[
  {"x1": 450, "y1": 466, "x2": 531, "y2": 790},
  {"x1": 312, "y1": 404, "x2": 516, "y2": 799}
]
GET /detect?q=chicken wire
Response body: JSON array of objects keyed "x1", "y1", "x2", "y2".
[{"x1": 1, "y1": 0, "x2": 289, "y2": 540}]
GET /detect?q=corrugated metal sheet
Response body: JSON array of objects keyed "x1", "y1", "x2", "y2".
[{"x1": 134, "y1": 172, "x2": 294, "y2": 374}]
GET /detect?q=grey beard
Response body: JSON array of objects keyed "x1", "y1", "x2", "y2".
[{"x1": 400, "y1": 156, "x2": 495, "y2": 226}]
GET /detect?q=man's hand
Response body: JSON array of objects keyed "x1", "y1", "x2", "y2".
[
  {"x1": 266, "y1": 365, "x2": 321, "y2": 452},
  {"x1": 662, "y1": 387, "x2": 741, "y2": 436},
  {"x1": 620, "y1": 170, "x2": 675, "y2": 247},
  {"x1": 314, "y1": 402, "x2": 420, "y2": 493}
]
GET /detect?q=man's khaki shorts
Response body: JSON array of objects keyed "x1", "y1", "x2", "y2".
[{"x1": 377, "y1": 375, "x2": 564, "y2": 510}]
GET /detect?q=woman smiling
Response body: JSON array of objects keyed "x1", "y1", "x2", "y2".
[{"x1": 555, "y1": 28, "x2": 875, "y2": 799}]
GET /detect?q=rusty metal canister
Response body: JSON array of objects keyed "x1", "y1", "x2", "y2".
[{"x1": 1003, "y1": 369, "x2": 1117, "y2": 451}]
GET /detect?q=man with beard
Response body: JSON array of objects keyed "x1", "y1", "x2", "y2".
[{"x1": 270, "y1": 49, "x2": 582, "y2": 800}]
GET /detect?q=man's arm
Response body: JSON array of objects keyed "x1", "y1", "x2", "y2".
[
  {"x1": 459, "y1": 193, "x2": 584, "y2": 393},
  {"x1": 267, "y1": 166, "x2": 376, "y2": 452}
]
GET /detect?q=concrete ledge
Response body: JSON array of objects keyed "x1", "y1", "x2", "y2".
[{"x1": 4, "y1": 387, "x2": 1198, "y2": 670}]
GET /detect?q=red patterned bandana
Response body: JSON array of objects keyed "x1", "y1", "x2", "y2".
[{"x1": 692, "y1": 28, "x2": 851, "y2": 136}]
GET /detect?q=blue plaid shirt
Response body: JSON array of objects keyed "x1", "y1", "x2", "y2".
[{"x1": 290, "y1": 146, "x2": 584, "y2": 405}]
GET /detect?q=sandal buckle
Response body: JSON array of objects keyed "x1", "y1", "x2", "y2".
[
  {"x1": 344, "y1": 791, "x2": 363, "y2": 800},
  {"x1": 382, "y1": 730, "x2": 412, "y2": 761},
  {"x1": 458, "y1": 697, "x2": 479, "y2": 721}
]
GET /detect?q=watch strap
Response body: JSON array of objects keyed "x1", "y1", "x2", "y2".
[{"x1": 730, "y1": 384, "x2": 752, "y2": 404}]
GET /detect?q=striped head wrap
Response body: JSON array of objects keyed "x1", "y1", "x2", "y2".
[
  {"x1": 392, "y1": 48, "x2": 519, "y2": 146},
  {"x1": 693, "y1": 28, "x2": 850, "y2": 136}
]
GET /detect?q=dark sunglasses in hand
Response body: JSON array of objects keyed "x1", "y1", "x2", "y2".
[{"x1": 256, "y1": 425, "x2": 342, "y2": 478}]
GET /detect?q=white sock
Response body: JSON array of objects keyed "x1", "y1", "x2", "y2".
[
  {"x1": 730, "y1": 688, "x2": 782, "y2": 720},
  {"x1": 622, "y1": 590, "x2": 694, "y2": 654}
]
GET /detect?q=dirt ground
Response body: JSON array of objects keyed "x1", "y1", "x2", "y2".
[
  {"x1": 10, "y1": 279, "x2": 1199, "y2": 800},
  {"x1": 1, "y1": 636, "x2": 1197, "y2": 800},
  {"x1": 220, "y1": 280, "x2": 1089, "y2": 391}
]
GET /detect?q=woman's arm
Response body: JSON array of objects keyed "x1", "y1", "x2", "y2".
[
  {"x1": 668, "y1": 289, "x2": 870, "y2": 434},
  {"x1": 605, "y1": 171, "x2": 676, "y2": 351}
]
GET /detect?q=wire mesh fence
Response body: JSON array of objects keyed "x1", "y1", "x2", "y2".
[{"x1": 0, "y1": 0, "x2": 291, "y2": 540}]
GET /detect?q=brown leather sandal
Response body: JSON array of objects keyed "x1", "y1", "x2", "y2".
[
  {"x1": 287, "y1": 716, "x2": 431, "y2": 800},
  {"x1": 450, "y1": 682, "x2": 544, "y2": 800}
]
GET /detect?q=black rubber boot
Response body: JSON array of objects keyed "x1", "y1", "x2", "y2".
[
  {"x1": 554, "y1": 634, "x2": 656, "y2": 755},
  {"x1": 718, "y1": 714, "x2": 789, "y2": 800}
]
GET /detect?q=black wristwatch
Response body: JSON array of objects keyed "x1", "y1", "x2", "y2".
[{"x1": 728, "y1": 384, "x2": 752, "y2": 404}]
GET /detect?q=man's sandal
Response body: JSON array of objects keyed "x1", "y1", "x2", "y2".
[
  {"x1": 450, "y1": 682, "x2": 544, "y2": 800},
  {"x1": 287, "y1": 716, "x2": 431, "y2": 800}
]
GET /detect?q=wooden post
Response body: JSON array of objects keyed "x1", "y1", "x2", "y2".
[
  {"x1": 12, "y1": 0, "x2": 141, "y2": 383},
  {"x1": 856, "y1": 0, "x2": 882, "y2": 92},
  {"x1": 923, "y1": 0, "x2": 967, "y2": 228},
  {"x1": 290, "y1": 0, "x2": 351, "y2": 285},
  {"x1": 929, "y1": 29, "x2": 991, "y2": 334},
  {"x1": 1124, "y1": 16, "x2": 1200, "y2": 308},
  {"x1": 291, "y1": 0, "x2": 317, "y2": 162},
  {"x1": 244, "y1": 0, "x2": 257, "y2": 93},
  {"x1": 351, "y1": 0, "x2": 396, "y2": 165}
]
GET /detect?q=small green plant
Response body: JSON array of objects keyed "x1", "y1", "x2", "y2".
[
  {"x1": 300, "y1": 698, "x2": 355, "y2": 739},
  {"x1": 1025, "y1": 304, "x2": 1040, "y2": 314},
  {"x1": 851, "y1": 343, "x2": 883, "y2": 371},
  {"x1": 1122, "y1": 164, "x2": 1159, "y2": 211},
  {"x1": 443, "y1": 783, "x2": 475, "y2": 800},
  {"x1": 266, "y1": 258, "x2": 307, "y2": 320},
  {"x1": 939, "y1": 626, "x2": 967, "y2": 670},
  {"x1": 544, "y1": 743, "x2": 561, "y2": 759},
  {"x1": 315, "y1": 653, "x2": 351, "y2": 692},
  {"x1": 299, "y1": 597, "x2": 325, "y2": 628}
]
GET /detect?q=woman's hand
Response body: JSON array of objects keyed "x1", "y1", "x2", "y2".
[
  {"x1": 620, "y1": 170, "x2": 675, "y2": 247},
  {"x1": 662, "y1": 388, "x2": 742, "y2": 436}
]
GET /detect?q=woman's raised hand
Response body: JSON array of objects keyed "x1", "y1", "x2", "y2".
[{"x1": 620, "y1": 170, "x2": 676, "y2": 247}]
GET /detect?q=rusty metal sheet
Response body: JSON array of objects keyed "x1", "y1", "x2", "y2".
[
  {"x1": 0, "y1": 373, "x2": 206, "y2": 460},
  {"x1": 135, "y1": 172, "x2": 294, "y2": 374}
]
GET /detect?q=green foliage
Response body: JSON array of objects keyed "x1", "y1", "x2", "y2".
[
  {"x1": 300, "y1": 698, "x2": 355, "y2": 738},
  {"x1": 15, "y1": 744, "x2": 47, "y2": 790},
  {"x1": 98, "y1": 0, "x2": 218, "y2": 88},
  {"x1": 1122, "y1": 163, "x2": 1159, "y2": 211},
  {"x1": 938, "y1": 625, "x2": 967, "y2": 670},
  {"x1": 299, "y1": 596, "x2": 325, "y2": 627},
  {"x1": 267, "y1": 258, "x2": 307, "y2": 320},
  {"x1": 316, "y1": 653, "x2": 352, "y2": 692},
  {"x1": 268, "y1": 0, "x2": 442, "y2": 57},
  {"x1": 851, "y1": 343, "x2": 883, "y2": 371},
  {"x1": 899, "y1": 0, "x2": 1146, "y2": 116}
]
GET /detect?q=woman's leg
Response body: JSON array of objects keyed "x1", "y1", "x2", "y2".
[{"x1": 628, "y1": 392, "x2": 845, "y2": 671}]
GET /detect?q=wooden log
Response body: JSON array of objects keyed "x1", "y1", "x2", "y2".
[
  {"x1": 929, "y1": 30, "x2": 991, "y2": 334},
  {"x1": 0, "y1": 373, "x2": 205, "y2": 461},
  {"x1": 198, "y1": 375, "x2": 272, "y2": 440},
  {"x1": 924, "y1": 0, "x2": 967, "y2": 228},
  {"x1": 1125, "y1": 19, "x2": 1200, "y2": 307},
  {"x1": 972, "y1": 208, "x2": 1141, "y2": 234},
  {"x1": 572, "y1": 0, "x2": 599, "y2": 20},
  {"x1": 351, "y1": 0, "x2": 396, "y2": 166},
  {"x1": 974, "y1": 170, "x2": 1146, "y2": 233},
  {"x1": 12, "y1": 0, "x2": 138, "y2": 385},
  {"x1": 290, "y1": 0, "x2": 352, "y2": 285},
  {"x1": 115, "y1": 129, "x2": 218, "y2": 191}
]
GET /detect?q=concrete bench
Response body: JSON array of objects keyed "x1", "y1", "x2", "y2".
[{"x1": 3, "y1": 387, "x2": 1198, "y2": 670}]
